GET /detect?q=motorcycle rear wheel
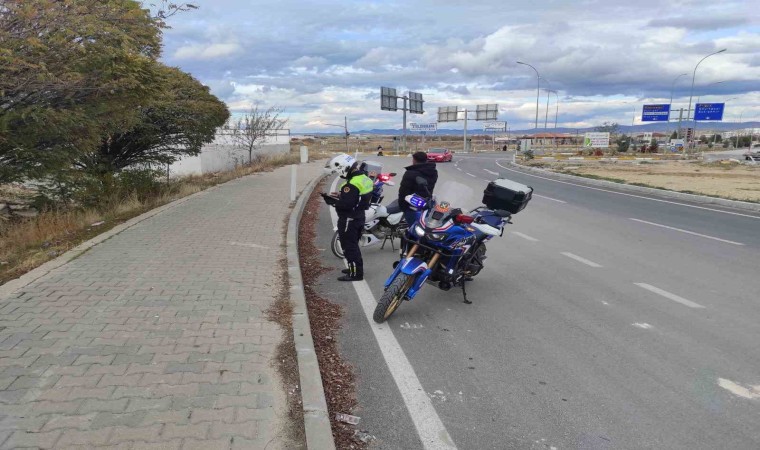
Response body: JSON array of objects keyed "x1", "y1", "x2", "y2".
[
  {"x1": 331, "y1": 230, "x2": 344, "y2": 258},
  {"x1": 374, "y1": 274, "x2": 413, "y2": 323}
]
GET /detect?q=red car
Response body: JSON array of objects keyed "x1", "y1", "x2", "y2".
[{"x1": 426, "y1": 148, "x2": 453, "y2": 162}]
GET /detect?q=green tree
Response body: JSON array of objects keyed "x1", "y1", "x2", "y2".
[
  {"x1": 649, "y1": 139, "x2": 659, "y2": 153},
  {"x1": 615, "y1": 135, "x2": 631, "y2": 152},
  {"x1": 670, "y1": 131, "x2": 678, "y2": 140},
  {"x1": 74, "y1": 66, "x2": 229, "y2": 175},
  {"x1": 0, "y1": 0, "x2": 197, "y2": 183}
]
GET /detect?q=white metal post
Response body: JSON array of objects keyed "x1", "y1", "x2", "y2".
[{"x1": 290, "y1": 164, "x2": 297, "y2": 202}]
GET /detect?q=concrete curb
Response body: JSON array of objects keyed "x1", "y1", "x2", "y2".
[
  {"x1": 285, "y1": 173, "x2": 336, "y2": 450},
  {"x1": 0, "y1": 180, "x2": 229, "y2": 300},
  {"x1": 507, "y1": 162, "x2": 760, "y2": 214}
]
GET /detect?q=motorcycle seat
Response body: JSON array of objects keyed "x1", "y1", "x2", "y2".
[{"x1": 385, "y1": 199, "x2": 401, "y2": 214}]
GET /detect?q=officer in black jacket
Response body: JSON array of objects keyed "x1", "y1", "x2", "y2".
[
  {"x1": 398, "y1": 151, "x2": 438, "y2": 226},
  {"x1": 323, "y1": 155, "x2": 374, "y2": 281}
]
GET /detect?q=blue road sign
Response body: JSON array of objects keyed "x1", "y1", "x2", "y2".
[
  {"x1": 642, "y1": 104, "x2": 671, "y2": 122},
  {"x1": 694, "y1": 103, "x2": 725, "y2": 121}
]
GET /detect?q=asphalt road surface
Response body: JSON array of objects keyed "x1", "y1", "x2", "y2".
[{"x1": 312, "y1": 152, "x2": 760, "y2": 450}]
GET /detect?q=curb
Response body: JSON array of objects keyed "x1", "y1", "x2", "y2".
[
  {"x1": 0, "y1": 179, "x2": 230, "y2": 300},
  {"x1": 285, "y1": 173, "x2": 336, "y2": 450},
  {"x1": 507, "y1": 162, "x2": 760, "y2": 214}
]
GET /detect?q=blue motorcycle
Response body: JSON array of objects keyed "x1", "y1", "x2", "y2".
[{"x1": 373, "y1": 178, "x2": 532, "y2": 323}]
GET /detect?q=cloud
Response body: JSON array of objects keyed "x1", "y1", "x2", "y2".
[
  {"x1": 159, "y1": 0, "x2": 760, "y2": 131},
  {"x1": 648, "y1": 16, "x2": 750, "y2": 31},
  {"x1": 173, "y1": 43, "x2": 243, "y2": 61}
]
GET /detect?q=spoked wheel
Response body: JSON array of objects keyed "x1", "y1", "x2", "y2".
[
  {"x1": 373, "y1": 274, "x2": 413, "y2": 323},
  {"x1": 331, "y1": 230, "x2": 344, "y2": 258}
]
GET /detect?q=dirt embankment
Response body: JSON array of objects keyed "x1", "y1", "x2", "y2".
[
  {"x1": 525, "y1": 160, "x2": 760, "y2": 202},
  {"x1": 298, "y1": 179, "x2": 368, "y2": 450}
]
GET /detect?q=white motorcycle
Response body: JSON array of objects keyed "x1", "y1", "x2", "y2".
[
  {"x1": 331, "y1": 168, "x2": 409, "y2": 259},
  {"x1": 331, "y1": 200, "x2": 408, "y2": 258}
]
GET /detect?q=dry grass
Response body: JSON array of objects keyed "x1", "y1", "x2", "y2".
[
  {"x1": 0, "y1": 152, "x2": 302, "y2": 286},
  {"x1": 528, "y1": 159, "x2": 760, "y2": 203}
]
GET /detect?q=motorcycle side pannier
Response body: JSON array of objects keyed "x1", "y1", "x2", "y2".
[{"x1": 482, "y1": 178, "x2": 533, "y2": 214}]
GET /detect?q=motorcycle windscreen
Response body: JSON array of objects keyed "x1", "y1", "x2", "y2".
[{"x1": 431, "y1": 180, "x2": 476, "y2": 213}]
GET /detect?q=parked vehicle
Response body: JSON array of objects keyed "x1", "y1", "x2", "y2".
[
  {"x1": 373, "y1": 178, "x2": 533, "y2": 323},
  {"x1": 426, "y1": 148, "x2": 453, "y2": 162}
]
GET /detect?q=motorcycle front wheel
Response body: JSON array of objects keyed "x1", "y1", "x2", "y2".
[
  {"x1": 331, "y1": 230, "x2": 344, "y2": 258},
  {"x1": 373, "y1": 273, "x2": 413, "y2": 323}
]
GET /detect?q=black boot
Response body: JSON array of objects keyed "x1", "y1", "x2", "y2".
[
  {"x1": 337, "y1": 274, "x2": 364, "y2": 281},
  {"x1": 337, "y1": 263, "x2": 363, "y2": 281}
]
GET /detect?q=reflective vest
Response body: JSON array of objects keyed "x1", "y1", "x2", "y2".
[{"x1": 343, "y1": 174, "x2": 374, "y2": 196}]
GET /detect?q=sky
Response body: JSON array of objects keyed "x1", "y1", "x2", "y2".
[{"x1": 156, "y1": 0, "x2": 760, "y2": 132}]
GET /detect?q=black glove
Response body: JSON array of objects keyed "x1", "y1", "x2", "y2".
[{"x1": 321, "y1": 192, "x2": 337, "y2": 206}]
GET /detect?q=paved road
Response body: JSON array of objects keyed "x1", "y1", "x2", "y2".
[{"x1": 313, "y1": 153, "x2": 760, "y2": 449}]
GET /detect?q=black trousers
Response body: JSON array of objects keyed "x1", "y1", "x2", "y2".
[{"x1": 338, "y1": 216, "x2": 364, "y2": 277}]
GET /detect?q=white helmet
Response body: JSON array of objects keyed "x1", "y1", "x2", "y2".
[{"x1": 325, "y1": 153, "x2": 356, "y2": 178}]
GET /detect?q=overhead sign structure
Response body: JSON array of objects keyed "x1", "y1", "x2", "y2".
[
  {"x1": 483, "y1": 121, "x2": 507, "y2": 131},
  {"x1": 694, "y1": 103, "x2": 725, "y2": 121},
  {"x1": 437, "y1": 106, "x2": 459, "y2": 123},
  {"x1": 380, "y1": 87, "x2": 425, "y2": 153},
  {"x1": 476, "y1": 104, "x2": 498, "y2": 121},
  {"x1": 437, "y1": 104, "x2": 500, "y2": 153},
  {"x1": 381, "y1": 87, "x2": 398, "y2": 111},
  {"x1": 408, "y1": 92, "x2": 424, "y2": 114},
  {"x1": 641, "y1": 104, "x2": 671, "y2": 122},
  {"x1": 584, "y1": 132, "x2": 610, "y2": 148},
  {"x1": 409, "y1": 123, "x2": 438, "y2": 132}
]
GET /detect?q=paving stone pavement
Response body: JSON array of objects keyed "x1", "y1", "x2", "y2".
[{"x1": 0, "y1": 162, "x2": 324, "y2": 449}]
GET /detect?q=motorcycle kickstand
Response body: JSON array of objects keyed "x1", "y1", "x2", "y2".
[{"x1": 461, "y1": 279, "x2": 472, "y2": 304}]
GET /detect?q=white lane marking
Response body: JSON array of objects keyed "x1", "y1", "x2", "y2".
[
  {"x1": 511, "y1": 231, "x2": 539, "y2": 242},
  {"x1": 718, "y1": 378, "x2": 760, "y2": 400},
  {"x1": 483, "y1": 169, "x2": 499, "y2": 176},
  {"x1": 465, "y1": 172, "x2": 476, "y2": 178},
  {"x1": 350, "y1": 277, "x2": 457, "y2": 449},
  {"x1": 561, "y1": 252, "x2": 603, "y2": 268},
  {"x1": 456, "y1": 167, "x2": 462, "y2": 171},
  {"x1": 328, "y1": 203, "x2": 457, "y2": 450},
  {"x1": 634, "y1": 283, "x2": 705, "y2": 309},
  {"x1": 534, "y1": 194, "x2": 567, "y2": 204},
  {"x1": 629, "y1": 218, "x2": 744, "y2": 246},
  {"x1": 633, "y1": 323, "x2": 653, "y2": 329},
  {"x1": 495, "y1": 161, "x2": 760, "y2": 220}
]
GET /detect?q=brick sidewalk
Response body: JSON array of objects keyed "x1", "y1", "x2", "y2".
[{"x1": 0, "y1": 162, "x2": 324, "y2": 449}]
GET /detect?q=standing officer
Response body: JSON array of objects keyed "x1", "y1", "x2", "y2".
[
  {"x1": 398, "y1": 151, "x2": 438, "y2": 227},
  {"x1": 323, "y1": 154, "x2": 374, "y2": 281}
]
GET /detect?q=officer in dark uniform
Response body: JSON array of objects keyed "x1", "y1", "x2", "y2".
[{"x1": 323, "y1": 154, "x2": 374, "y2": 281}]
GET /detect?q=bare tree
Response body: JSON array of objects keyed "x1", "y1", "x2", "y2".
[{"x1": 232, "y1": 106, "x2": 287, "y2": 164}]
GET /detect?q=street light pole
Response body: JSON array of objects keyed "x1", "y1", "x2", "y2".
[
  {"x1": 686, "y1": 48, "x2": 727, "y2": 146},
  {"x1": 324, "y1": 117, "x2": 350, "y2": 154},
  {"x1": 542, "y1": 78, "x2": 552, "y2": 130},
  {"x1": 552, "y1": 91, "x2": 559, "y2": 130},
  {"x1": 517, "y1": 61, "x2": 540, "y2": 129},
  {"x1": 669, "y1": 73, "x2": 688, "y2": 107}
]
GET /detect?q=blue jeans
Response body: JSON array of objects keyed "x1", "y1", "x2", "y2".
[{"x1": 403, "y1": 210, "x2": 419, "y2": 227}]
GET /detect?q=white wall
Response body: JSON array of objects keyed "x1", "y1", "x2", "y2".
[{"x1": 168, "y1": 131, "x2": 291, "y2": 177}]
